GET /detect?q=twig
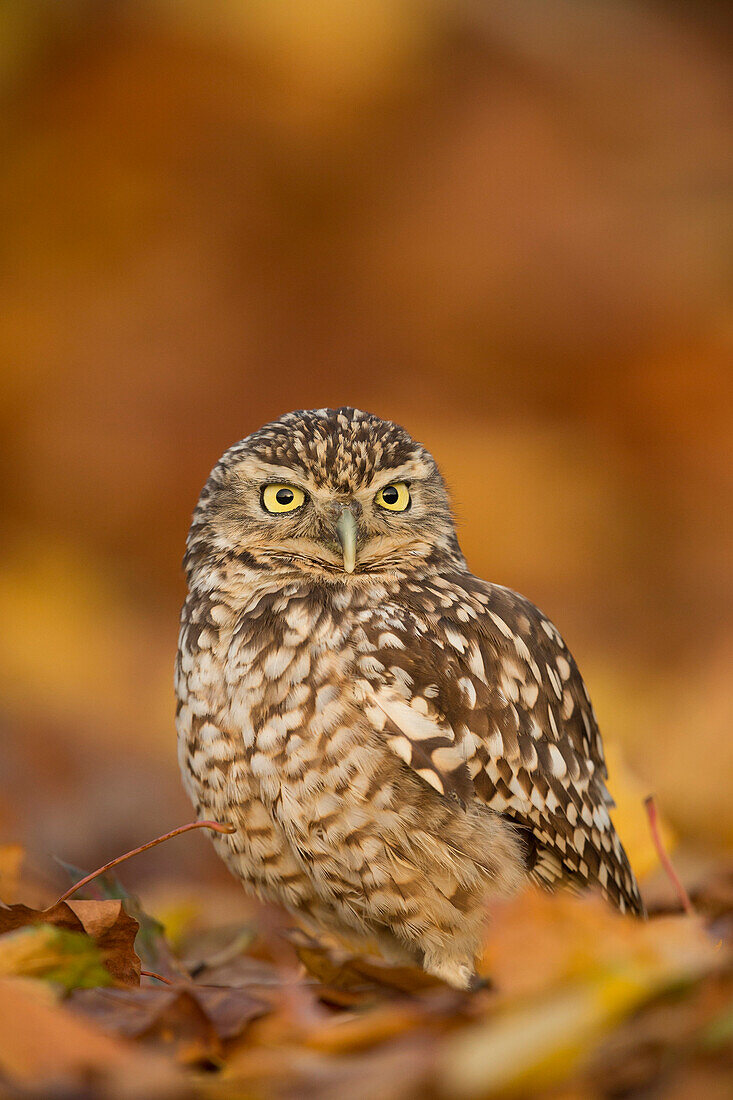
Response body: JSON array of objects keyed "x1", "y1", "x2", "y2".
[
  {"x1": 644, "y1": 795, "x2": 695, "y2": 917},
  {"x1": 55, "y1": 820, "x2": 235, "y2": 905},
  {"x1": 141, "y1": 969, "x2": 173, "y2": 985}
]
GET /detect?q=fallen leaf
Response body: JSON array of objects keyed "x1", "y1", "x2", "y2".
[
  {"x1": 194, "y1": 985, "x2": 268, "y2": 1041},
  {"x1": 70, "y1": 984, "x2": 219, "y2": 1064},
  {"x1": 0, "y1": 901, "x2": 83, "y2": 936},
  {"x1": 479, "y1": 887, "x2": 719, "y2": 1000},
  {"x1": 443, "y1": 892, "x2": 723, "y2": 1097},
  {"x1": 439, "y1": 974, "x2": 640, "y2": 1098},
  {"x1": 192, "y1": 952, "x2": 284, "y2": 989},
  {"x1": 0, "y1": 898, "x2": 141, "y2": 985},
  {"x1": 0, "y1": 977, "x2": 186, "y2": 1097},
  {"x1": 67, "y1": 899, "x2": 142, "y2": 985},
  {"x1": 69, "y1": 982, "x2": 266, "y2": 1061},
  {"x1": 0, "y1": 924, "x2": 112, "y2": 990},
  {"x1": 181, "y1": 923, "x2": 257, "y2": 975},
  {"x1": 290, "y1": 930, "x2": 441, "y2": 995}
]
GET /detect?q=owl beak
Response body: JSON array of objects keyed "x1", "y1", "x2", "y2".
[{"x1": 335, "y1": 506, "x2": 358, "y2": 574}]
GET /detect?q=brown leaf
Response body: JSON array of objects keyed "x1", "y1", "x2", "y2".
[
  {"x1": 69, "y1": 985, "x2": 218, "y2": 1063},
  {"x1": 67, "y1": 899, "x2": 141, "y2": 985},
  {"x1": 289, "y1": 930, "x2": 441, "y2": 995},
  {"x1": 0, "y1": 977, "x2": 186, "y2": 1097},
  {"x1": 194, "y1": 985, "x2": 267, "y2": 1041},
  {"x1": 300, "y1": 945, "x2": 441, "y2": 995},
  {"x1": 0, "y1": 898, "x2": 141, "y2": 985},
  {"x1": 69, "y1": 982, "x2": 266, "y2": 1061},
  {"x1": 192, "y1": 952, "x2": 283, "y2": 989},
  {"x1": 0, "y1": 901, "x2": 84, "y2": 936}
]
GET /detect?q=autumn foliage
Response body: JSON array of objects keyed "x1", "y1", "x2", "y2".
[{"x1": 1, "y1": 823, "x2": 732, "y2": 1098}]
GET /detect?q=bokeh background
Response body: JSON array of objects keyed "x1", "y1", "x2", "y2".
[{"x1": 1, "y1": 0, "x2": 731, "y2": 900}]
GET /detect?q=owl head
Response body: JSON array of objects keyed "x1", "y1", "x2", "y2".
[{"x1": 186, "y1": 407, "x2": 464, "y2": 582}]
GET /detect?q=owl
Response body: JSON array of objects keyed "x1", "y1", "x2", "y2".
[{"x1": 176, "y1": 407, "x2": 643, "y2": 990}]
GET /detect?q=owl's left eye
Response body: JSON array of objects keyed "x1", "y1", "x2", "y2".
[
  {"x1": 261, "y1": 484, "x2": 307, "y2": 514},
  {"x1": 375, "y1": 482, "x2": 411, "y2": 512}
]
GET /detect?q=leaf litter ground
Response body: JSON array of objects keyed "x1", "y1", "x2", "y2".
[{"x1": 0, "y1": 820, "x2": 731, "y2": 1099}]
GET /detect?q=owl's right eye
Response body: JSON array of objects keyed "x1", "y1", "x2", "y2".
[{"x1": 261, "y1": 484, "x2": 307, "y2": 514}]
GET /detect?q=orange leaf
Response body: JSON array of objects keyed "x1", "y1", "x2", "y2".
[{"x1": 0, "y1": 977, "x2": 183, "y2": 1094}]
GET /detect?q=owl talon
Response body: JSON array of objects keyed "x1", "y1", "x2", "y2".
[{"x1": 466, "y1": 972, "x2": 491, "y2": 992}]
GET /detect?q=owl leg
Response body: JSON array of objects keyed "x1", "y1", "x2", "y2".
[{"x1": 292, "y1": 903, "x2": 418, "y2": 968}]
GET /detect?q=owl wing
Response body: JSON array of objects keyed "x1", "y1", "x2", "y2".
[{"x1": 355, "y1": 578, "x2": 644, "y2": 916}]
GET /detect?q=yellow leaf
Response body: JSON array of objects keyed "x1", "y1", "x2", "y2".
[
  {"x1": 445, "y1": 917, "x2": 718, "y2": 1098},
  {"x1": 604, "y1": 741, "x2": 676, "y2": 881}
]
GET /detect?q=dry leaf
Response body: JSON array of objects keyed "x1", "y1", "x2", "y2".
[
  {"x1": 192, "y1": 953, "x2": 284, "y2": 989},
  {"x1": 0, "y1": 898, "x2": 141, "y2": 985},
  {"x1": 291, "y1": 932, "x2": 441, "y2": 995},
  {"x1": 194, "y1": 985, "x2": 268, "y2": 1041},
  {"x1": 0, "y1": 977, "x2": 186, "y2": 1097},
  {"x1": 0, "y1": 924, "x2": 112, "y2": 989},
  {"x1": 70, "y1": 985, "x2": 220, "y2": 1064},
  {"x1": 444, "y1": 892, "x2": 723, "y2": 1097},
  {"x1": 220, "y1": 1034, "x2": 437, "y2": 1100},
  {"x1": 70, "y1": 983, "x2": 266, "y2": 1059},
  {"x1": 439, "y1": 975, "x2": 639, "y2": 1098},
  {"x1": 67, "y1": 899, "x2": 142, "y2": 985},
  {"x1": 479, "y1": 887, "x2": 717, "y2": 999}
]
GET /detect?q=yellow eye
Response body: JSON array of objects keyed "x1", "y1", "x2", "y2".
[
  {"x1": 261, "y1": 484, "x2": 306, "y2": 514},
  {"x1": 375, "y1": 482, "x2": 411, "y2": 512}
]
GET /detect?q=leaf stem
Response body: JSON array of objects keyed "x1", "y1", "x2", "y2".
[
  {"x1": 644, "y1": 795, "x2": 695, "y2": 917},
  {"x1": 141, "y1": 969, "x2": 174, "y2": 985},
  {"x1": 55, "y1": 820, "x2": 235, "y2": 905}
]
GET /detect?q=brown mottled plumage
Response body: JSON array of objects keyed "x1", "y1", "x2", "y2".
[{"x1": 176, "y1": 408, "x2": 643, "y2": 989}]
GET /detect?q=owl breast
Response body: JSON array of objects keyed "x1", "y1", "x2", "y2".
[
  {"x1": 176, "y1": 582, "x2": 361, "y2": 913},
  {"x1": 175, "y1": 575, "x2": 525, "y2": 983}
]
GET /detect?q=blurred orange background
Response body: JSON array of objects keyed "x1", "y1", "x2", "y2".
[{"x1": 1, "y1": 0, "x2": 731, "y2": 895}]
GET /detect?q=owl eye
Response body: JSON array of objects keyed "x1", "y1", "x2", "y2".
[
  {"x1": 261, "y1": 484, "x2": 307, "y2": 514},
  {"x1": 375, "y1": 482, "x2": 411, "y2": 512}
]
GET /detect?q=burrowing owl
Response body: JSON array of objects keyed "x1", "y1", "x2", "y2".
[{"x1": 176, "y1": 408, "x2": 643, "y2": 989}]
